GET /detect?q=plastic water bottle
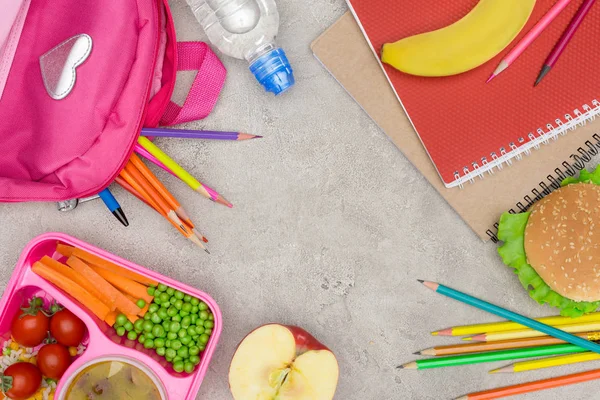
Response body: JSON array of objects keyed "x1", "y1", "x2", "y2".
[{"x1": 187, "y1": 0, "x2": 295, "y2": 95}]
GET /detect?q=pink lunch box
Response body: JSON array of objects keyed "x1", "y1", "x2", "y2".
[{"x1": 0, "y1": 233, "x2": 222, "y2": 399}]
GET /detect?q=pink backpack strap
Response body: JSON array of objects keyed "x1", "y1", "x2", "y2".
[{"x1": 160, "y1": 42, "x2": 226, "y2": 126}]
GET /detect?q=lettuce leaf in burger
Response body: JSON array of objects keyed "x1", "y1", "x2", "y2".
[{"x1": 498, "y1": 167, "x2": 600, "y2": 317}]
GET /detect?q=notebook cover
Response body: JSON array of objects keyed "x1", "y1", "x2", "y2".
[
  {"x1": 345, "y1": 0, "x2": 600, "y2": 187},
  {"x1": 311, "y1": 12, "x2": 600, "y2": 241}
]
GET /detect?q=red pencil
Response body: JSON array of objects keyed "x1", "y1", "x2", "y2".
[{"x1": 535, "y1": 0, "x2": 597, "y2": 86}]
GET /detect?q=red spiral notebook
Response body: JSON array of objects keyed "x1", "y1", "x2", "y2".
[{"x1": 346, "y1": 0, "x2": 600, "y2": 188}]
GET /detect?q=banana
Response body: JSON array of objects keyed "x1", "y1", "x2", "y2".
[{"x1": 381, "y1": 0, "x2": 536, "y2": 77}]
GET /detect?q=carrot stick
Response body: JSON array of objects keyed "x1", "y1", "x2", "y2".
[
  {"x1": 62, "y1": 246, "x2": 157, "y2": 286},
  {"x1": 32, "y1": 262, "x2": 110, "y2": 320},
  {"x1": 90, "y1": 265, "x2": 153, "y2": 303},
  {"x1": 56, "y1": 243, "x2": 75, "y2": 258},
  {"x1": 40, "y1": 256, "x2": 116, "y2": 311},
  {"x1": 125, "y1": 294, "x2": 150, "y2": 317},
  {"x1": 67, "y1": 256, "x2": 141, "y2": 316},
  {"x1": 105, "y1": 311, "x2": 118, "y2": 326}
]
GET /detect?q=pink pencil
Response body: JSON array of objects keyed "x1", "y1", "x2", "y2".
[{"x1": 487, "y1": 0, "x2": 573, "y2": 82}]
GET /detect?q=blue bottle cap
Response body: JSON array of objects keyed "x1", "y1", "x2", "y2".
[{"x1": 249, "y1": 48, "x2": 295, "y2": 95}]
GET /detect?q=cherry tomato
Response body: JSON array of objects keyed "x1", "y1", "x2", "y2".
[
  {"x1": 37, "y1": 344, "x2": 71, "y2": 380},
  {"x1": 50, "y1": 309, "x2": 86, "y2": 347},
  {"x1": 1, "y1": 362, "x2": 42, "y2": 400},
  {"x1": 11, "y1": 299, "x2": 49, "y2": 347}
]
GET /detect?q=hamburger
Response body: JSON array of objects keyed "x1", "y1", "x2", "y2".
[{"x1": 498, "y1": 168, "x2": 600, "y2": 317}]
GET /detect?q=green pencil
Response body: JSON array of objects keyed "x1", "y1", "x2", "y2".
[{"x1": 401, "y1": 343, "x2": 586, "y2": 370}]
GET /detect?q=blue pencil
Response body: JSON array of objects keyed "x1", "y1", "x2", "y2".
[
  {"x1": 98, "y1": 187, "x2": 128, "y2": 227},
  {"x1": 419, "y1": 280, "x2": 600, "y2": 355}
]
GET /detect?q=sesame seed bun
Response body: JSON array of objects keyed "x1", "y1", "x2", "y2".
[{"x1": 524, "y1": 183, "x2": 600, "y2": 302}]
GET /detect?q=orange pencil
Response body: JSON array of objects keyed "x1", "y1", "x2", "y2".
[
  {"x1": 128, "y1": 153, "x2": 193, "y2": 227},
  {"x1": 124, "y1": 161, "x2": 187, "y2": 232},
  {"x1": 456, "y1": 368, "x2": 600, "y2": 399}
]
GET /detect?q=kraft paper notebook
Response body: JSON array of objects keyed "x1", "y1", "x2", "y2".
[
  {"x1": 311, "y1": 12, "x2": 600, "y2": 241},
  {"x1": 344, "y1": 0, "x2": 600, "y2": 188}
]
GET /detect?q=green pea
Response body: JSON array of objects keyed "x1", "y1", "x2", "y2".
[
  {"x1": 162, "y1": 321, "x2": 171, "y2": 331},
  {"x1": 144, "y1": 338, "x2": 154, "y2": 349},
  {"x1": 208, "y1": 313, "x2": 214, "y2": 321},
  {"x1": 180, "y1": 310, "x2": 189, "y2": 317},
  {"x1": 174, "y1": 299, "x2": 183, "y2": 310},
  {"x1": 204, "y1": 320, "x2": 214, "y2": 329},
  {"x1": 177, "y1": 346, "x2": 189, "y2": 358},
  {"x1": 174, "y1": 290, "x2": 184, "y2": 300},
  {"x1": 165, "y1": 348, "x2": 176, "y2": 359},
  {"x1": 204, "y1": 329, "x2": 212, "y2": 336},
  {"x1": 184, "y1": 362, "x2": 194, "y2": 374},
  {"x1": 166, "y1": 287, "x2": 174, "y2": 295},
  {"x1": 145, "y1": 333, "x2": 155, "y2": 340},
  {"x1": 158, "y1": 307, "x2": 169, "y2": 320},
  {"x1": 143, "y1": 320, "x2": 154, "y2": 332},
  {"x1": 195, "y1": 326, "x2": 205, "y2": 335},
  {"x1": 167, "y1": 332, "x2": 178, "y2": 340},
  {"x1": 153, "y1": 297, "x2": 162, "y2": 305},
  {"x1": 183, "y1": 294, "x2": 192, "y2": 303},
  {"x1": 165, "y1": 340, "x2": 171, "y2": 348},
  {"x1": 197, "y1": 343, "x2": 205, "y2": 351},
  {"x1": 198, "y1": 302, "x2": 208, "y2": 311},
  {"x1": 191, "y1": 305, "x2": 199, "y2": 314},
  {"x1": 147, "y1": 287, "x2": 155, "y2": 296},
  {"x1": 173, "y1": 360, "x2": 184, "y2": 373},
  {"x1": 154, "y1": 338, "x2": 165, "y2": 348},
  {"x1": 181, "y1": 336, "x2": 191, "y2": 346},
  {"x1": 181, "y1": 316, "x2": 191, "y2": 328},
  {"x1": 165, "y1": 355, "x2": 173, "y2": 363},
  {"x1": 149, "y1": 304, "x2": 159, "y2": 313},
  {"x1": 198, "y1": 311, "x2": 209, "y2": 320},
  {"x1": 199, "y1": 334, "x2": 209, "y2": 345},
  {"x1": 189, "y1": 355, "x2": 200, "y2": 365},
  {"x1": 190, "y1": 298, "x2": 199, "y2": 306},
  {"x1": 181, "y1": 303, "x2": 192, "y2": 313},
  {"x1": 169, "y1": 296, "x2": 177, "y2": 305},
  {"x1": 189, "y1": 346, "x2": 200, "y2": 356},
  {"x1": 171, "y1": 340, "x2": 182, "y2": 350},
  {"x1": 190, "y1": 315, "x2": 198, "y2": 325},
  {"x1": 136, "y1": 299, "x2": 146, "y2": 309},
  {"x1": 167, "y1": 307, "x2": 178, "y2": 317},
  {"x1": 156, "y1": 347, "x2": 166, "y2": 356},
  {"x1": 152, "y1": 325, "x2": 165, "y2": 338},
  {"x1": 151, "y1": 313, "x2": 162, "y2": 324},
  {"x1": 170, "y1": 322, "x2": 181, "y2": 333},
  {"x1": 138, "y1": 335, "x2": 146, "y2": 344},
  {"x1": 187, "y1": 326, "x2": 197, "y2": 336},
  {"x1": 143, "y1": 314, "x2": 151, "y2": 321},
  {"x1": 116, "y1": 327, "x2": 126, "y2": 337},
  {"x1": 115, "y1": 314, "x2": 128, "y2": 327},
  {"x1": 159, "y1": 293, "x2": 170, "y2": 303},
  {"x1": 124, "y1": 321, "x2": 134, "y2": 332},
  {"x1": 178, "y1": 329, "x2": 187, "y2": 339},
  {"x1": 172, "y1": 315, "x2": 182, "y2": 323},
  {"x1": 157, "y1": 283, "x2": 168, "y2": 292},
  {"x1": 133, "y1": 319, "x2": 144, "y2": 332},
  {"x1": 127, "y1": 331, "x2": 138, "y2": 341}
]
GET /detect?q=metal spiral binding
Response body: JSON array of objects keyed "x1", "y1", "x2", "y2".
[
  {"x1": 487, "y1": 132, "x2": 600, "y2": 243},
  {"x1": 455, "y1": 100, "x2": 600, "y2": 189}
]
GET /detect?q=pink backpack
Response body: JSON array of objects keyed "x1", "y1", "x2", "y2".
[{"x1": 0, "y1": 0, "x2": 226, "y2": 202}]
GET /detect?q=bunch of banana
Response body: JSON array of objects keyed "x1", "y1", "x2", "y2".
[{"x1": 381, "y1": 0, "x2": 536, "y2": 77}]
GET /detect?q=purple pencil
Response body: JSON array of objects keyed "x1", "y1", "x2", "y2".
[
  {"x1": 535, "y1": 0, "x2": 596, "y2": 86},
  {"x1": 141, "y1": 127, "x2": 261, "y2": 141}
]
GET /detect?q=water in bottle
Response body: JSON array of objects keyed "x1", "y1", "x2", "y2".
[{"x1": 187, "y1": 0, "x2": 295, "y2": 95}]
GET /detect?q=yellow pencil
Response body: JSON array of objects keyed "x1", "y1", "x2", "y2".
[
  {"x1": 137, "y1": 137, "x2": 232, "y2": 207},
  {"x1": 466, "y1": 322, "x2": 600, "y2": 342},
  {"x1": 491, "y1": 352, "x2": 600, "y2": 374},
  {"x1": 432, "y1": 312, "x2": 600, "y2": 336}
]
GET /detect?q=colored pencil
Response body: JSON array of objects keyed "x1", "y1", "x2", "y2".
[
  {"x1": 128, "y1": 153, "x2": 193, "y2": 226},
  {"x1": 141, "y1": 127, "x2": 261, "y2": 141},
  {"x1": 487, "y1": 0, "x2": 573, "y2": 82},
  {"x1": 535, "y1": 0, "x2": 596, "y2": 86},
  {"x1": 416, "y1": 331, "x2": 600, "y2": 356},
  {"x1": 455, "y1": 368, "x2": 600, "y2": 400},
  {"x1": 432, "y1": 312, "x2": 600, "y2": 336},
  {"x1": 116, "y1": 172, "x2": 208, "y2": 251},
  {"x1": 137, "y1": 137, "x2": 232, "y2": 208},
  {"x1": 134, "y1": 144, "x2": 177, "y2": 178},
  {"x1": 492, "y1": 351, "x2": 600, "y2": 374},
  {"x1": 418, "y1": 280, "x2": 600, "y2": 355},
  {"x1": 98, "y1": 187, "x2": 128, "y2": 227},
  {"x1": 401, "y1": 343, "x2": 586, "y2": 370},
  {"x1": 467, "y1": 321, "x2": 600, "y2": 342}
]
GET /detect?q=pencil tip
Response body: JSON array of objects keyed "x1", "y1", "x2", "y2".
[
  {"x1": 205, "y1": 248, "x2": 210, "y2": 254},
  {"x1": 462, "y1": 337, "x2": 473, "y2": 341},
  {"x1": 113, "y1": 209, "x2": 129, "y2": 227},
  {"x1": 215, "y1": 195, "x2": 233, "y2": 208},
  {"x1": 486, "y1": 75, "x2": 494, "y2": 84},
  {"x1": 431, "y1": 331, "x2": 439, "y2": 336},
  {"x1": 396, "y1": 365, "x2": 404, "y2": 370},
  {"x1": 534, "y1": 65, "x2": 551, "y2": 87},
  {"x1": 413, "y1": 351, "x2": 421, "y2": 355}
]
